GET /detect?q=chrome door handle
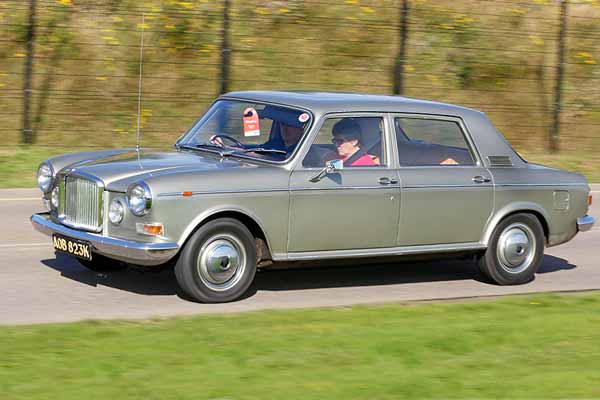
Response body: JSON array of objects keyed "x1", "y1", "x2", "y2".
[
  {"x1": 472, "y1": 176, "x2": 491, "y2": 184},
  {"x1": 378, "y1": 177, "x2": 398, "y2": 185}
]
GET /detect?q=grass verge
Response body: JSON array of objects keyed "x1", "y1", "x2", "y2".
[{"x1": 1, "y1": 292, "x2": 599, "y2": 399}]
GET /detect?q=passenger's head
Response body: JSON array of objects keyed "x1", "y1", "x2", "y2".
[
  {"x1": 280, "y1": 123, "x2": 304, "y2": 147},
  {"x1": 332, "y1": 118, "x2": 362, "y2": 158}
]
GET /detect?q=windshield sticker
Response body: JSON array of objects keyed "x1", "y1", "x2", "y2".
[
  {"x1": 243, "y1": 108, "x2": 260, "y2": 137},
  {"x1": 298, "y1": 112, "x2": 310, "y2": 123}
]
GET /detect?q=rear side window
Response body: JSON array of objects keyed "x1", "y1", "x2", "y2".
[{"x1": 395, "y1": 118, "x2": 476, "y2": 166}]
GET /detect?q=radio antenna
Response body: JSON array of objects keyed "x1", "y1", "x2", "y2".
[{"x1": 135, "y1": 14, "x2": 145, "y2": 152}]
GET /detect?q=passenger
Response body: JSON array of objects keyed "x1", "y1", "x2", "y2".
[{"x1": 327, "y1": 118, "x2": 376, "y2": 166}]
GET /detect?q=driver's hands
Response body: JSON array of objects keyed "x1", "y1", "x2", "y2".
[{"x1": 209, "y1": 135, "x2": 225, "y2": 147}]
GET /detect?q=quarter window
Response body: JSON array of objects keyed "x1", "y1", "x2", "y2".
[
  {"x1": 395, "y1": 118, "x2": 475, "y2": 166},
  {"x1": 302, "y1": 117, "x2": 385, "y2": 168}
]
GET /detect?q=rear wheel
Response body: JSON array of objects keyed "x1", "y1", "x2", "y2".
[
  {"x1": 479, "y1": 213, "x2": 545, "y2": 285},
  {"x1": 175, "y1": 218, "x2": 257, "y2": 303}
]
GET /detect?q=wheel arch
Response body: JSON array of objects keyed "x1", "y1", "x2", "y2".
[
  {"x1": 482, "y1": 202, "x2": 550, "y2": 246},
  {"x1": 178, "y1": 206, "x2": 273, "y2": 261}
]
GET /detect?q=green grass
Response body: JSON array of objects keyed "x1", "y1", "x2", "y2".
[
  {"x1": 1, "y1": 145, "x2": 599, "y2": 189},
  {"x1": 1, "y1": 293, "x2": 600, "y2": 399},
  {"x1": 0, "y1": 146, "x2": 80, "y2": 188}
]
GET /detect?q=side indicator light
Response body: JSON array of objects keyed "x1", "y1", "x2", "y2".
[
  {"x1": 182, "y1": 191, "x2": 193, "y2": 197},
  {"x1": 589, "y1": 195, "x2": 593, "y2": 206},
  {"x1": 136, "y1": 223, "x2": 165, "y2": 236}
]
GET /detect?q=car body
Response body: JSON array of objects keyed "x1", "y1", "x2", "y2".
[{"x1": 31, "y1": 91, "x2": 595, "y2": 302}]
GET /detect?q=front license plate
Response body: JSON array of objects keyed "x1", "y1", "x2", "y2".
[{"x1": 52, "y1": 234, "x2": 92, "y2": 261}]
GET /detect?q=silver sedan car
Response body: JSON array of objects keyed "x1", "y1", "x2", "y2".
[{"x1": 32, "y1": 91, "x2": 595, "y2": 302}]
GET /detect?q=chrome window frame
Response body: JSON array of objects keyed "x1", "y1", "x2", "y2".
[
  {"x1": 295, "y1": 112, "x2": 393, "y2": 172},
  {"x1": 389, "y1": 113, "x2": 484, "y2": 169}
]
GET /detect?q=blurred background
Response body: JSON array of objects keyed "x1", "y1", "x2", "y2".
[{"x1": 1, "y1": 0, "x2": 600, "y2": 183}]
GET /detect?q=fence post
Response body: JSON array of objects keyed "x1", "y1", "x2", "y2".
[
  {"x1": 550, "y1": 0, "x2": 568, "y2": 153},
  {"x1": 219, "y1": 0, "x2": 231, "y2": 95},
  {"x1": 393, "y1": 0, "x2": 409, "y2": 95},
  {"x1": 22, "y1": 0, "x2": 37, "y2": 144}
]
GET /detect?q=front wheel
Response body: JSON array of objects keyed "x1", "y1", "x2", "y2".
[
  {"x1": 175, "y1": 218, "x2": 257, "y2": 303},
  {"x1": 479, "y1": 213, "x2": 545, "y2": 285}
]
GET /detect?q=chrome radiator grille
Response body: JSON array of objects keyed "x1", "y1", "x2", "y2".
[{"x1": 61, "y1": 176, "x2": 103, "y2": 231}]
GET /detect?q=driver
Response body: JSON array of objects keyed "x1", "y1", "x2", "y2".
[
  {"x1": 210, "y1": 109, "x2": 305, "y2": 155},
  {"x1": 326, "y1": 118, "x2": 375, "y2": 167}
]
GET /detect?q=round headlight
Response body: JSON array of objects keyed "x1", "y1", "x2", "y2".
[
  {"x1": 109, "y1": 199, "x2": 125, "y2": 224},
  {"x1": 127, "y1": 182, "x2": 152, "y2": 216},
  {"x1": 37, "y1": 163, "x2": 54, "y2": 193},
  {"x1": 51, "y1": 186, "x2": 59, "y2": 209}
]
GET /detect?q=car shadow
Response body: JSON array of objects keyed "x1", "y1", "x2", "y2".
[
  {"x1": 41, "y1": 253, "x2": 179, "y2": 296},
  {"x1": 41, "y1": 253, "x2": 576, "y2": 300},
  {"x1": 537, "y1": 254, "x2": 577, "y2": 273}
]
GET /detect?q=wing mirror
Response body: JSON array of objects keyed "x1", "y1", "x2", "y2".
[{"x1": 310, "y1": 159, "x2": 343, "y2": 182}]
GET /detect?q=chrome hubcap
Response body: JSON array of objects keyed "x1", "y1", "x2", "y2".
[
  {"x1": 497, "y1": 223, "x2": 536, "y2": 274},
  {"x1": 197, "y1": 234, "x2": 246, "y2": 291}
]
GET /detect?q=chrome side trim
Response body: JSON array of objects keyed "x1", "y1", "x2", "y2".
[
  {"x1": 495, "y1": 183, "x2": 587, "y2": 187},
  {"x1": 577, "y1": 215, "x2": 595, "y2": 232},
  {"x1": 292, "y1": 186, "x2": 399, "y2": 192},
  {"x1": 402, "y1": 184, "x2": 492, "y2": 189},
  {"x1": 275, "y1": 242, "x2": 486, "y2": 261},
  {"x1": 157, "y1": 188, "x2": 288, "y2": 198},
  {"x1": 31, "y1": 213, "x2": 179, "y2": 266}
]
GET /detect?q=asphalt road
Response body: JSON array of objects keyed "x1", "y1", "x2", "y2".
[{"x1": 1, "y1": 187, "x2": 598, "y2": 325}]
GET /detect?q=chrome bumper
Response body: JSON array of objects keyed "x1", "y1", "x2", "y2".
[
  {"x1": 30, "y1": 213, "x2": 179, "y2": 266},
  {"x1": 577, "y1": 215, "x2": 595, "y2": 232}
]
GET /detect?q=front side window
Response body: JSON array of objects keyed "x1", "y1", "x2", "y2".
[
  {"x1": 178, "y1": 100, "x2": 312, "y2": 161},
  {"x1": 302, "y1": 116, "x2": 385, "y2": 168},
  {"x1": 395, "y1": 117, "x2": 475, "y2": 166}
]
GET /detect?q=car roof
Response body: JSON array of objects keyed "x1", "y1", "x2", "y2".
[{"x1": 221, "y1": 90, "x2": 482, "y2": 117}]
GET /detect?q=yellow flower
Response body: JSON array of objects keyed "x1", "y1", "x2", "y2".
[
  {"x1": 529, "y1": 36, "x2": 544, "y2": 46},
  {"x1": 584, "y1": 59, "x2": 597, "y2": 65},
  {"x1": 58, "y1": 0, "x2": 72, "y2": 5},
  {"x1": 177, "y1": 2, "x2": 194, "y2": 9},
  {"x1": 360, "y1": 6, "x2": 375, "y2": 14},
  {"x1": 578, "y1": 52, "x2": 592, "y2": 58},
  {"x1": 14, "y1": 53, "x2": 25, "y2": 57},
  {"x1": 345, "y1": 0, "x2": 358, "y2": 4},
  {"x1": 279, "y1": 8, "x2": 290, "y2": 13},
  {"x1": 95, "y1": 76, "x2": 107, "y2": 81},
  {"x1": 404, "y1": 65, "x2": 415, "y2": 72}
]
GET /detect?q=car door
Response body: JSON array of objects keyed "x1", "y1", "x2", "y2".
[
  {"x1": 288, "y1": 114, "x2": 400, "y2": 253},
  {"x1": 392, "y1": 114, "x2": 494, "y2": 246}
]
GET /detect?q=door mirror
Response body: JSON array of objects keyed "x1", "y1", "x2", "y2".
[{"x1": 310, "y1": 159, "x2": 343, "y2": 182}]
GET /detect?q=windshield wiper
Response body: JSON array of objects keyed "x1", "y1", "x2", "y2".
[
  {"x1": 223, "y1": 147, "x2": 287, "y2": 156},
  {"x1": 179, "y1": 143, "x2": 228, "y2": 156},
  {"x1": 180, "y1": 143, "x2": 287, "y2": 158}
]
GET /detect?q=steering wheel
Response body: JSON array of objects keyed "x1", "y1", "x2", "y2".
[{"x1": 211, "y1": 134, "x2": 245, "y2": 149}]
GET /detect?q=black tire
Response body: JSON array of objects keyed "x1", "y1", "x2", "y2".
[
  {"x1": 175, "y1": 218, "x2": 257, "y2": 303},
  {"x1": 479, "y1": 213, "x2": 545, "y2": 285},
  {"x1": 78, "y1": 253, "x2": 128, "y2": 272}
]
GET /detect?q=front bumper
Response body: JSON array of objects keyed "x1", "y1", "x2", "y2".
[
  {"x1": 31, "y1": 213, "x2": 179, "y2": 266},
  {"x1": 577, "y1": 215, "x2": 595, "y2": 232}
]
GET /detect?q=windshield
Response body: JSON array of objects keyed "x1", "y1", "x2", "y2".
[{"x1": 178, "y1": 100, "x2": 312, "y2": 162}]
